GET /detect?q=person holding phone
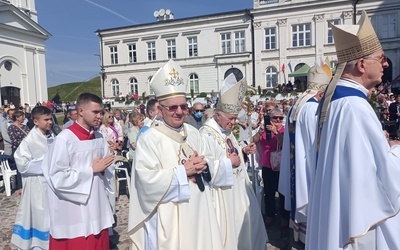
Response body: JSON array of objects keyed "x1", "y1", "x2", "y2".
[{"x1": 253, "y1": 108, "x2": 289, "y2": 231}]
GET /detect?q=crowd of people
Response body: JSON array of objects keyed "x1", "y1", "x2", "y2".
[{"x1": 2, "y1": 9, "x2": 400, "y2": 250}]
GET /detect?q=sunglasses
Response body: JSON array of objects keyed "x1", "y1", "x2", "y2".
[
  {"x1": 272, "y1": 116, "x2": 284, "y2": 120},
  {"x1": 160, "y1": 104, "x2": 188, "y2": 112},
  {"x1": 194, "y1": 109, "x2": 205, "y2": 112}
]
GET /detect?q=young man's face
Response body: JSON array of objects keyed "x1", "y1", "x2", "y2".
[
  {"x1": 34, "y1": 114, "x2": 53, "y2": 134},
  {"x1": 78, "y1": 101, "x2": 102, "y2": 129}
]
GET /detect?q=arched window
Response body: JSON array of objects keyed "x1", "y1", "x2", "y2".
[
  {"x1": 148, "y1": 76, "x2": 154, "y2": 95},
  {"x1": 111, "y1": 79, "x2": 119, "y2": 97},
  {"x1": 294, "y1": 63, "x2": 305, "y2": 72},
  {"x1": 189, "y1": 73, "x2": 199, "y2": 93},
  {"x1": 224, "y1": 68, "x2": 243, "y2": 82},
  {"x1": 129, "y1": 77, "x2": 138, "y2": 95},
  {"x1": 265, "y1": 66, "x2": 278, "y2": 88}
]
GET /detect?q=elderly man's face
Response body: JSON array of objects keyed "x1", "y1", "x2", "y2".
[
  {"x1": 361, "y1": 49, "x2": 389, "y2": 89},
  {"x1": 192, "y1": 103, "x2": 204, "y2": 114},
  {"x1": 158, "y1": 96, "x2": 188, "y2": 128},
  {"x1": 215, "y1": 111, "x2": 237, "y2": 131}
]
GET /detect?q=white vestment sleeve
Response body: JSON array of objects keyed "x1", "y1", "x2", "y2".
[
  {"x1": 161, "y1": 165, "x2": 190, "y2": 203},
  {"x1": 44, "y1": 136, "x2": 93, "y2": 204},
  {"x1": 14, "y1": 127, "x2": 49, "y2": 176},
  {"x1": 212, "y1": 157, "x2": 234, "y2": 188}
]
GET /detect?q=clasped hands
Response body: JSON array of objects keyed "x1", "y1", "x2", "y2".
[{"x1": 184, "y1": 151, "x2": 208, "y2": 177}]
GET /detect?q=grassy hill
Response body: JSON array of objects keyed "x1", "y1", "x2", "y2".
[{"x1": 48, "y1": 77, "x2": 101, "y2": 102}]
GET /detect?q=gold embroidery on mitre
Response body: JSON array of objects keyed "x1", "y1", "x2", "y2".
[{"x1": 164, "y1": 67, "x2": 184, "y2": 86}]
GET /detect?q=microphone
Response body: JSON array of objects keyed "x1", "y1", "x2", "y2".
[
  {"x1": 264, "y1": 114, "x2": 272, "y2": 140},
  {"x1": 195, "y1": 164, "x2": 212, "y2": 192},
  {"x1": 195, "y1": 174, "x2": 205, "y2": 192}
]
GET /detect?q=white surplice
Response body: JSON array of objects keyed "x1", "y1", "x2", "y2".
[
  {"x1": 128, "y1": 122, "x2": 224, "y2": 250},
  {"x1": 306, "y1": 79, "x2": 400, "y2": 250},
  {"x1": 11, "y1": 127, "x2": 53, "y2": 249},
  {"x1": 200, "y1": 118, "x2": 268, "y2": 250},
  {"x1": 42, "y1": 129, "x2": 115, "y2": 239},
  {"x1": 279, "y1": 100, "x2": 319, "y2": 243}
]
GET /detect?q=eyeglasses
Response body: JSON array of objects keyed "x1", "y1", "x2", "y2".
[
  {"x1": 160, "y1": 104, "x2": 188, "y2": 112},
  {"x1": 272, "y1": 116, "x2": 284, "y2": 120},
  {"x1": 363, "y1": 55, "x2": 388, "y2": 64}
]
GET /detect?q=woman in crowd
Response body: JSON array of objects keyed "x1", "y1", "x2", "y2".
[
  {"x1": 127, "y1": 112, "x2": 145, "y2": 163},
  {"x1": 8, "y1": 110, "x2": 30, "y2": 193},
  {"x1": 100, "y1": 111, "x2": 122, "y2": 155},
  {"x1": 253, "y1": 108, "x2": 290, "y2": 229}
]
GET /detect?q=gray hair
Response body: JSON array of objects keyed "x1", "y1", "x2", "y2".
[
  {"x1": 192, "y1": 102, "x2": 204, "y2": 109},
  {"x1": 270, "y1": 108, "x2": 283, "y2": 117}
]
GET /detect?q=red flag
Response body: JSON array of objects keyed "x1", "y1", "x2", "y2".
[{"x1": 281, "y1": 64, "x2": 285, "y2": 72}]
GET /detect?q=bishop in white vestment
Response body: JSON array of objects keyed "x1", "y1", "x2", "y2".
[
  {"x1": 306, "y1": 11, "x2": 400, "y2": 249},
  {"x1": 278, "y1": 64, "x2": 331, "y2": 243},
  {"x1": 200, "y1": 73, "x2": 267, "y2": 250},
  {"x1": 127, "y1": 60, "x2": 224, "y2": 250}
]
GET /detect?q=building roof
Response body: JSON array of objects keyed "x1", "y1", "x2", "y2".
[{"x1": 96, "y1": 8, "x2": 249, "y2": 34}]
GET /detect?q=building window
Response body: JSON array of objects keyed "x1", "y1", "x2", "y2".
[
  {"x1": 327, "y1": 19, "x2": 340, "y2": 44},
  {"x1": 4, "y1": 61, "x2": 12, "y2": 71},
  {"x1": 167, "y1": 39, "x2": 176, "y2": 59},
  {"x1": 188, "y1": 37, "x2": 198, "y2": 57},
  {"x1": 330, "y1": 60, "x2": 338, "y2": 69},
  {"x1": 234, "y1": 31, "x2": 245, "y2": 53},
  {"x1": 148, "y1": 76, "x2": 154, "y2": 95},
  {"x1": 292, "y1": 23, "x2": 311, "y2": 47},
  {"x1": 221, "y1": 33, "x2": 231, "y2": 54},
  {"x1": 147, "y1": 42, "x2": 156, "y2": 61},
  {"x1": 111, "y1": 79, "x2": 119, "y2": 97},
  {"x1": 128, "y1": 44, "x2": 137, "y2": 63},
  {"x1": 110, "y1": 46, "x2": 118, "y2": 65},
  {"x1": 265, "y1": 28, "x2": 276, "y2": 50},
  {"x1": 224, "y1": 68, "x2": 243, "y2": 82},
  {"x1": 266, "y1": 66, "x2": 278, "y2": 88},
  {"x1": 370, "y1": 14, "x2": 397, "y2": 39},
  {"x1": 129, "y1": 78, "x2": 138, "y2": 95},
  {"x1": 189, "y1": 73, "x2": 199, "y2": 93},
  {"x1": 381, "y1": 13, "x2": 397, "y2": 38}
]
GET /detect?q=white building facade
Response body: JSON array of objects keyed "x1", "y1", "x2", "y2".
[
  {"x1": 0, "y1": 0, "x2": 50, "y2": 106},
  {"x1": 96, "y1": 0, "x2": 400, "y2": 98}
]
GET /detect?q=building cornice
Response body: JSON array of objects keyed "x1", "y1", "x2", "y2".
[{"x1": 214, "y1": 24, "x2": 249, "y2": 32}]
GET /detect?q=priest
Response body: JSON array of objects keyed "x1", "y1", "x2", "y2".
[
  {"x1": 306, "y1": 10, "x2": 400, "y2": 249},
  {"x1": 127, "y1": 60, "x2": 224, "y2": 249},
  {"x1": 199, "y1": 73, "x2": 268, "y2": 250},
  {"x1": 278, "y1": 64, "x2": 331, "y2": 244}
]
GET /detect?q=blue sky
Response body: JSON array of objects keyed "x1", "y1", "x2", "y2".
[{"x1": 35, "y1": 0, "x2": 252, "y2": 87}]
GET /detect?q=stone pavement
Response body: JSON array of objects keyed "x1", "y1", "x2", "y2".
[{"x1": 0, "y1": 187, "x2": 302, "y2": 250}]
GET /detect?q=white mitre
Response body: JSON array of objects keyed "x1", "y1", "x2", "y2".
[
  {"x1": 289, "y1": 64, "x2": 332, "y2": 123},
  {"x1": 216, "y1": 73, "x2": 247, "y2": 115},
  {"x1": 150, "y1": 59, "x2": 187, "y2": 101}
]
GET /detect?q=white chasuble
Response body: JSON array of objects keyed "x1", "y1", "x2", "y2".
[
  {"x1": 306, "y1": 79, "x2": 400, "y2": 250},
  {"x1": 128, "y1": 122, "x2": 224, "y2": 250},
  {"x1": 11, "y1": 127, "x2": 53, "y2": 249},
  {"x1": 279, "y1": 100, "x2": 319, "y2": 243},
  {"x1": 42, "y1": 129, "x2": 115, "y2": 239},
  {"x1": 200, "y1": 118, "x2": 268, "y2": 250}
]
